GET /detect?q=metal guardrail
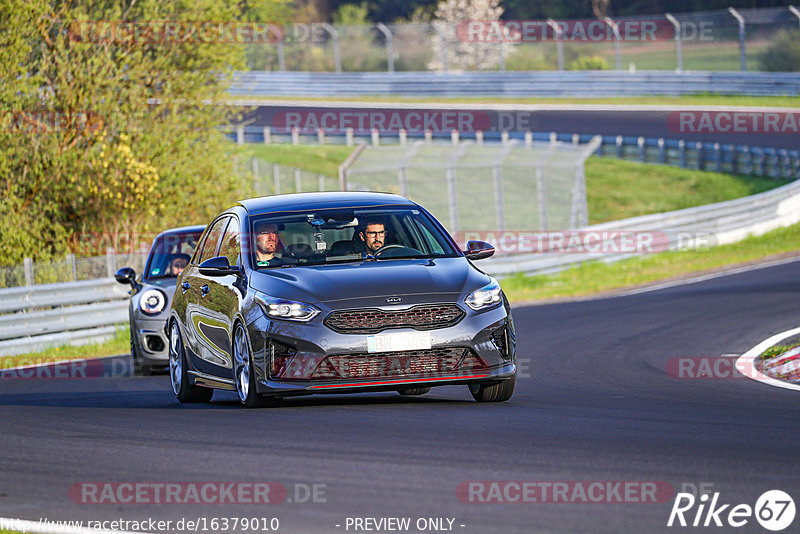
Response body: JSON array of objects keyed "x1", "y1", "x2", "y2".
[
  {"x1": 230, "y1": 71, "x2": 800, "y2": 98},
  {"x1": 480, "y1": 177, "x2": 800, "y2": 278},
  {"x1": 0, "y1": 278, "x2": 129, "y2": 357}
]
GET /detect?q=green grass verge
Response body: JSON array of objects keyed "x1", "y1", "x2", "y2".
[
  {"x1": 233, "y1": 95, "x2": 800, "y2": 108},
  {"x1": 501, "y1": 222, "x2": 800, "y2": 303},
  {"x1": 585, "y1": 158, "x2": 788, "y2": 224},
  {"x1": 0, "y1": 326, "x2": 130, "y2": 370},
  {"x1": 238, "y1": 144, "x2": 354, "y2": 178}
]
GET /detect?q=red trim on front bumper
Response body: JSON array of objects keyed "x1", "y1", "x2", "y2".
[{"x1": 308, "y1": 374, "x2": 490, "y2": 389}]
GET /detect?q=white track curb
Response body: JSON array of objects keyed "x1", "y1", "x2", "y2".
[{"x1": 736, "y1": 327, "x2": 800, "y2": 392}]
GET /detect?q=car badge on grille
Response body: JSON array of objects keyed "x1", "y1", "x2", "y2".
[{"x1": 386, "y1": 297, "x2": 402, "y2": 303}]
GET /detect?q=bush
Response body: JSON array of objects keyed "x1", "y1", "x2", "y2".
[
  {"x1": 567, "y1": 55, "x2": 609, "y2": 71},
  {"x1": 759, "y1": 29, "x2": 800, "y2": 72}
]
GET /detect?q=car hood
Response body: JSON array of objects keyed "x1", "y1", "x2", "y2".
[{"x1": 249, "y1": 257, "x2": 490, "y2": 305}]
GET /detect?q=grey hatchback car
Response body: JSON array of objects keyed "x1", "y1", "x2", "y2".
[
  {"x1": 167, "y1": 192, "x2": 517, "y2": 407},
  {"x1": 115, "y1": 225, "x2": 205, "y2": 374}
]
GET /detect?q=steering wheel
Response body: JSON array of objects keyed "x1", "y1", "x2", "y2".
[{"x1": 373, "y1": 244, "x2": 422, "y2": 257}]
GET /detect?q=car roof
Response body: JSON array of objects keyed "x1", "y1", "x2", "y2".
[
  {"x1": 155, "y1": 224, "x2": 206, "y2": 238},
  {"x1": 236, "y1": 192, "x2": 417, "y2": 216}
]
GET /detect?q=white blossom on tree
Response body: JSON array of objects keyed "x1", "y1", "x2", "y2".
[{"x1": 428, "y1": 0, "x2": 514, "y2": 71}]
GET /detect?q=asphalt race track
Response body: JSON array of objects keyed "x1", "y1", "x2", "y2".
[
  {"x1": 243, "y1": 105, "x2": 798, "y2": 151},
  {"x1": 1, "y1": 260, "x2": 800, "y2": 533}
]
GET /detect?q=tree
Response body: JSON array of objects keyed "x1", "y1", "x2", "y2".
[
  {"x1": 428, "y1": 0, "x2": 513, "y2": 71},
  {"x1": 0, "y1": 0, "x2": 291, "y2": 265}
]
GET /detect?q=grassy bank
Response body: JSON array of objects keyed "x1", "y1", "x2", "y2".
[
  {"x1": 0, "y1": 326, "x2": 130, "y2": 370},
  {"x1": 501, "y1": 222, "x2": 800, "y2": 303}
]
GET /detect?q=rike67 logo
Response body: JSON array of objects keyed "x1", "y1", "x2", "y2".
[{"x1": 668, "y1": 490, "x2": 795, "y2": 531}]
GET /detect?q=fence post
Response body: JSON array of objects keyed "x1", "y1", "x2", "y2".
[
  {"x1": 277, "y1": 41, "x2": 285, "y2": 71},
  {"x1": 790, "y1": 6, "x2": 800, "y2": 31},
  {"x1": 549, "y1": 132, "x2": 557, "y2": 144},
  {"x1": 713, "y1": 143, "x2": 721, "y2": 172},
  {"x1": 376, "y1": 23, "x2": 395, "y2": 73},
  {"x1": 501, "y1": 130, "x2": 509, "y2": 144},
  {"x1": 67, "y1": 253, "x2": 77, "y2": 281},
  {"x1": 604, "y1": 17, "x2": 623, "y2": 70},
  {"x1": 451, "y1": 130, "x2": 459, "y2": 145},
  {"x1": 294, "y1": 168, "x2": 302, "y2": 192},
  {"x1": 317, "y1": 128, "x2": 326, "y2": 145},
  {"x1": 476, "y1": 131, "x2": 484, "y2": 145},
  {"x1": 399, "y1": 129, "x2": 407, "y2": 146},
  {"x1": 23, "y1": 257, "x2": 33, "y2": 286},
  {"x1": 665, "y1": 13, "x2": 683, "y2": 72},
  {"x1": 525, "y1": 131, "x2": 532, "y2": 148},
  {"x1": 572, "y1": 133, "x2": 580, "y2": 145},
  {"x1": 273, "y1": 163, "x2": 281, "y2": 194},
  {"x1": 743, "y1": 146, "x2": 752, "y2": 175},
  {"x1": 679, "y1": 140, "x2": 686, "y2": 168},
  {"x1": 729, "y1": 144, "x2": 738, "y2": 175},
  {"x1": 291, "y1": 127, "x2": 300, "y2": 145},
  {"x1": 251, "y1": 157, "x2": 260, "y2": 193},
  {"x1": 638, "y1": 137, "x2": 646, "y2": 162},
  {"x1": 318, "y1": 174, "x2": 326, "y2": 191},
  {"x1": 263, "y1": 126, "x2": 271, "y2": 145},
  {"x1": 236, "y1": 125, "x2": 244, "y2": 145},
  {"x1": 424, "y1": 130, "x2": 433, "y2": 144},
  {"x1": 696, "y1": 141, "x2": 704, "y2": 170},
  {"x1": 106, "y1": 248, "x2": 116, "y2": 278},
  {"x1": 322, "y1": 23, "x2": 342, "y2": 73},
  {"x1": 371, "y1": 129, "x2": 380, "y2": 146},
  {"x1": 346, "y1": 127, "x2": 354, "y2": 147},
  {"x1": 729, "y1": 8, "x2": 747, "y2": 72},
  {"x1": 547, "y1": 19, "x2": 564, "y2": 71},
  {"x1": 616, "y1": 135, "x2": 623, "y2": 159},
  {"x1": 658, "y1": 138, "x2": 665, "y2": 163}
]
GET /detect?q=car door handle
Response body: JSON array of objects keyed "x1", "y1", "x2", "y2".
[
  {"x1": 200, "y1": 284, "x2": 209, "y2": 296},
  {"x1": 181, "y1": 282, "x2": 191, "y2": 293}
]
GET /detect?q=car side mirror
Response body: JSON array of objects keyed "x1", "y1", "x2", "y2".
[
  {"x1": 199, "y1": 256, "x2": 241, "y2": 276},
  {"x1": 114, "y1": 267, "x2": 140, "y2": 290},
  {"x1": 464, "y1": 240, "x2": 495, "y2": 260}
]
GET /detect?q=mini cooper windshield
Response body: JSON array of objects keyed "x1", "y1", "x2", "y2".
[
  {"x1": 251, "y1": 206, "x2": 458, "y2": 269},
  {"x1": 144, "y1": 230, "x2": 204, "y2": 279}
]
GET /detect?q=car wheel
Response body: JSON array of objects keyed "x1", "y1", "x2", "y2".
[
  {"x1": 468, "y1": 376, "x2": 515, "y2": 402},
  {"x1": 397, "y1": 387, "x2": 431, "y2": 396},
  {"x1": 169, "y1": 322, "x2": 213, "y2": 403},
  {"x1": 233, "y1": 324, "x2": 278, "y2": 409}
]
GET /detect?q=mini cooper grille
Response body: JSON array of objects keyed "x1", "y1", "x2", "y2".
[
  {"x1": 311, "y1": 347, "x2": 487, "y2": 380},
  {"x1": 324, "y1": 304, "x2": 465, "y2": 334}
]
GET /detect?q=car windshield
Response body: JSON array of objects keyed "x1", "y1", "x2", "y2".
[
  {"x1": 251, "y1": 206, "x2": 458, "y2": 269},
  {"x1": 145, "y1": 230, "x2": 204, "y2": 279}
]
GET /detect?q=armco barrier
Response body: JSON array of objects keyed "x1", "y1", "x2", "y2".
[
  {"x1": 230, "y1": 71, "x2": 800, "y2": 98},
  {"x1": 0, "y1": 278, "x2": 129, "y2": 357},
  {"x1": 480, "y1": 176, "x2": 800, "y2": 278}
]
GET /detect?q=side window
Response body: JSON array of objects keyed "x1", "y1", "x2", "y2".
[
  {"x1": 218, "y1": 217, "x2": 241, "y2": 265},
  {"x1": 198, "y1": 217, "x2": 228, "y2": 264}
]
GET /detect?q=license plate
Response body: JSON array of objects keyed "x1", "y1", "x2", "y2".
[{"x1": 367, "y1": 332, "x2": 431, "y2": 353}]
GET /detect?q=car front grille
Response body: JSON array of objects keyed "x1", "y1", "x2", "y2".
[
  {"x1": 310, "y1": 347, "x2": 487, "y2": 380},
  {"x1": 324, "y1": 304, "x2": 465, "y2": 334}
]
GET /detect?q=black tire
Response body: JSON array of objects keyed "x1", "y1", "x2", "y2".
[
  {"x1": 169, "y1": 322, "x2": 213, "y2": 403},
  {"x1": 397, "y1": 386, "x2": 431, "y2": 396},
  {"x1": 468, "y1": 376, "x2": 515, "y2": 402},
  {"x1": 233, "y1": 324, "x2": 280, "y2": 409}
]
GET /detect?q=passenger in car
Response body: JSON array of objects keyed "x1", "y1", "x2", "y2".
[
  {"x1": 255, "y1": 222, "x2": 293, "y2": 267},
  {"x1": 168, "y1": 254, "x2": 190, "y2": 276}
]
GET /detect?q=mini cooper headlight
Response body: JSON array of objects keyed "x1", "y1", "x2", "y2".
[
  {"x1": 139, "y1": 289, "x2": 167, "y2": 315},
  {"x1": 465, "y1": 278, "x2": 502, "y2": 311},
  {"x1": 255, "y1": 293, "x2": 320, "y2": 322}
]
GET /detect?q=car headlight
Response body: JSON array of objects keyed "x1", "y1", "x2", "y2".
[
  {"x1": 139, "y1": 289, "x2": 167, "y2": 315},
  {"x1": 465, "y1": 278, "x2": 503, "y2": 311},
  {"x1": 255, "y1": 293, "x2": 320, "y2": 322}
]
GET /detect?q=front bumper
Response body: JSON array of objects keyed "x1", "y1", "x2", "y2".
[
  {"x1": 245, "y1": 302, "x2": 516, "y2": 396},
  {"x1": 132, "y1": 315, "x2": 170, "y2": 366}
]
